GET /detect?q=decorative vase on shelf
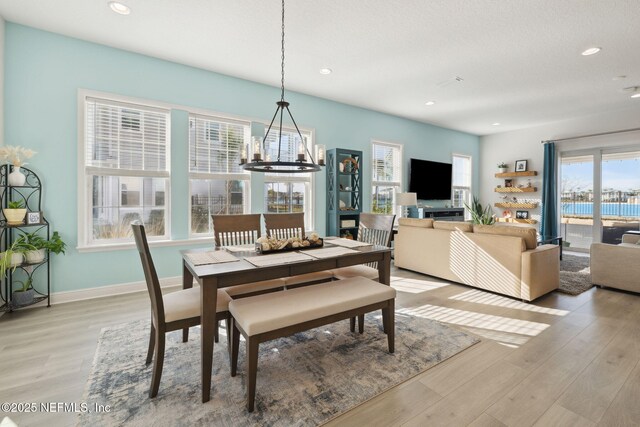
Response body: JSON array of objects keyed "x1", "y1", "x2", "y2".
[
  {"x1": 498, "y1": 167, "x2": 508, "y2": 174},
  {"x1": 8, "y1": 166, "x2": 26, "y2": 186}
]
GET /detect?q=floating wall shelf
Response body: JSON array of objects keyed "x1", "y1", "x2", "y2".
[
  {"x1": 495, "y1": 171, "x2": 538, "y2": 178},
  {"x1": 495, "y1": 187, "x2": 537, "y2": 193},
  {"x1": 496, "y1": 218, "x2": 538, "y2": 224},
  {"x1": 494, "y1": 202, "x2": 538, "y2": 209}
]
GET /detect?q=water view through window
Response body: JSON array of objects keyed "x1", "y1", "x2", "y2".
[{"x1": 561, "y1": 151, "x2": 640, "y2": 249}]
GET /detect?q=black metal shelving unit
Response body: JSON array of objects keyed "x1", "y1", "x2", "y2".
[
  {"x1": 0, "y1": 165, "x2": 50, "y2": 312},
  {"x1": 327, "y1": 149, "x2": 362, "y2": 239}
]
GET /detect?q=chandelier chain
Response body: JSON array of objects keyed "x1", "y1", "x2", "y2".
[{"x1": 280, "y1": 0, "x2": 285, "y2": 102}]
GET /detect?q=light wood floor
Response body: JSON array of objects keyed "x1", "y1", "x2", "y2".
[{"x1": 2, "y1": 260, "x2": 640, "y2": 427}]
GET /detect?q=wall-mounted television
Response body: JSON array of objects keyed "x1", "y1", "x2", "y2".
[{"x1": 409, "y1": 158, "x2": 452, "y2": 200}]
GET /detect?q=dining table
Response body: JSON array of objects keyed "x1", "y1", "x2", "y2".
[{"x1": 181, "y1": 238, "x2": 392, "y2": 403}]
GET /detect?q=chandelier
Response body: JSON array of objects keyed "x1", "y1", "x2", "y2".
[{"x1": 240, "y1": 0, "x2": 325, "y2": 173}]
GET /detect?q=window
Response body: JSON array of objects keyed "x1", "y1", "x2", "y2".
[
  {"x1": 452, "y1": 154, "x2": 472, "y2": 216},
  {"x1": 372, "y1": 141, "x2": 402, "y2": 215},
  {"x1": 81, "y1": 96, "x2": 170, "y2": 246},
  {"x1": 189, "y1": 114, "x2": 251, "y2": 235},
  {"x1": 263, "y1": 127, "x2": 314, "y2": 229}
]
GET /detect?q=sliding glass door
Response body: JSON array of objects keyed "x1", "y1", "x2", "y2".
[
  {"x1": 560, "y1": 148, "x2": 640, "y2": 250},
  {"x1": 601, "y1": 151, "x2": 640, "y2": 243},
  {"x1": 560, "y1": 154, "x2": 596, "y2": 250}
]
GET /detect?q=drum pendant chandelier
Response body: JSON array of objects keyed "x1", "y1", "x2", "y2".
[{"x1": 240, "y1": 0, "x2": 325, "y2": 173}]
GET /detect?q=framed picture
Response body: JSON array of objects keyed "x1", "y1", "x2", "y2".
[
  {"x1": 27, "y1": 211, "x2": 42, "y2": 225},
  {"x1": 504, "y1": 179, "x2": 513, "y2": 188},
  {"x1": 515, "y1": 160, "x2": 528, "y2": 172},
  {"x1": 516, "y1": 210, "x2": 529, "y2": 219}
]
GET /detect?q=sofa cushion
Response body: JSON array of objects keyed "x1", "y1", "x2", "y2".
[
  {"x1": 473, "y1": 224, "x2": 537, "y2": 250},
  {"x1": 433, "y1": 221, "x2": 473, "y2": 232},
  {"x1": 398, "y1": 218, "x2": 434, "y2": 228}
]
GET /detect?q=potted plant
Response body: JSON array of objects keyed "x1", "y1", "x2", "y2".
[
  {"x1": 0, "y1": 235, "x2": 31, "y2": 278},
  {"x1": 21, "y1": 231, "x2": 67, "y2": 264},
  {"x1": 3, "y1": 200, "x2": 27, "y2": 225},
  {"x1": 497, "y1": 162, "x2": 509, "y2": 173},
  {"x1": 464, "y1": 196, "x2": 496, "y2": 225},
  {"x1": 12, "y1": 277, "x2": 35, "y2": 307}
]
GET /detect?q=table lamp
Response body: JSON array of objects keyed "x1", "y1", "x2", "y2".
[{"x1": 396, "y1": 192, "x2": 418, "y2": 218}]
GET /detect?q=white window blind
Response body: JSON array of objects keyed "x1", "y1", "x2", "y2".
[
  {"x1": 86, "y1": 97, "x2": 169, "y2": 176},
  {"x1": 372, "y1": 141, "x2": 403, "y2": 215},
  {"x1": 188, "y1": 114, "x2": 251, "y2": 235},
  {"x1": 81, "y1": 96, "x2": 171, "y2": 246},
  {"x1": 263, "y1": 127, "x2": 313, "y2": 229},
  {"x1": 189, "y1": 114, "x2": 247, "y2": 175},
  {"x1": 452, "y1": 154, "x2": 472, "y2": 216},
  {"x1": 372, "y1": 142, "x2": 401, "y2": 184}
]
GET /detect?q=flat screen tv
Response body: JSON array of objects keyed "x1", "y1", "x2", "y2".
[{"x1": 409, "y1": 158, "x2": 452, "y2": 200}]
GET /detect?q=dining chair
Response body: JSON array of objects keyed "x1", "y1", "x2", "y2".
[
  {"x1": 132, "y1": 222, "x2": 232, "y2": 398},
  {"x1": 263, "y1": 212, "x2": 305, "y2": 239},
  {"x1": 263, "y1": 212, "x2": 333, "y2": 288},
  {"x1": 211, "y1": 214, "x2": 286, "y2": 298},
  {"x1": 331, "y1": 212, "x2": 396, "y2": 332}
]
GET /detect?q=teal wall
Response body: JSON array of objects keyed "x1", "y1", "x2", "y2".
[{"x1": 4, "y1": 23, "x2": 479, "y2": 292}]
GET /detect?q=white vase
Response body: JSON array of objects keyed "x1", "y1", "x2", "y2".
[{"x1": 8, "y1": 166, "x2": 26, "y2": 186}]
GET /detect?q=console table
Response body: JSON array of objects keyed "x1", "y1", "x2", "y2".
[{"x1": 408, "y1": 207, "x2": 464, "y2": 221}]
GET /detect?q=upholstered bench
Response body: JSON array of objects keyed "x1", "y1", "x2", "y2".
[{"x1": 229, "y1": 276, "x2": 396, "y2": 412}]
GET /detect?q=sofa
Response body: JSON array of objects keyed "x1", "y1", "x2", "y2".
[
  {"x1": 591, "y1": 233, "x2": 640, "y2": 293},
  {"x1": 394, "y1": 218, "x2": 560, "y2": 301}
]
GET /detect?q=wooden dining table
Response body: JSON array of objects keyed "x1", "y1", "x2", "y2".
[{"x1": 181, "y1": 240, "x2": 392, "y2": 403}]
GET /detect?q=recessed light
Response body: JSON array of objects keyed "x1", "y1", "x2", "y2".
[
  {"x1": 581, "y1": 47, "x2": 601, "y2": 56},
  {"x1": 109, "y1": 1, "x2": 131, "y2": 15},
  {"x1": 632, "y1": 93, "x2": 640, "y2": 99},
  {"x1": 492, "y1": 122, "x2": 501, "y2": 126},
  {"x1": 319, "y1": 68, "x2": 332, "y2": 75},
  {"x1": 425, "y1": 101, "x2": 436, "y2": 106}
]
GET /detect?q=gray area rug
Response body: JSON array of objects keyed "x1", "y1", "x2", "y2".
[
  {"x1": 559, "y1": 254, "x2": 592, "y2": 295},
  {"x1": 79, "y1": 313, "x2": 479, "y2": 426}
]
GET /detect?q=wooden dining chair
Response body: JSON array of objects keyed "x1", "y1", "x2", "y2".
[
  {"x1": 211, "y1": 214, "x2": 286, "y2": 298},
  {"x1": 132, "y1": 222, "x2": 232, "y2": 398},
  {"x1": 263, "y1": 212, "x2": 333, "y2": 288},
  {"x1": 263, "y1": 212, "x2": 306, "y2": 239},
  {"x1": 330, "y1": 212, "x2": 396, "y2": 332}
]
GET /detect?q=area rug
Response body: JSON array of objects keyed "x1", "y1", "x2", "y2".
[
  {"x1": 79, "y1": 314, "x2": 479, "y2": 427},
  {"x1": 559, "y1": 254, "x2": 592, "y2": 295}
]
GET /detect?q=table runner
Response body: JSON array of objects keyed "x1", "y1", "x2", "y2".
[
  {"x1": 304, "y1": 246, "x2": 359, "y2": 259},
  {"x1": 244, "y1": 251, "x2": 314, "y2": 267},
  {"x1": 325, "y1": 237, "x2": 373, "y2": 248},
  {"x1": 185, "y1": 251, "x2": 239, "y2": 266}
]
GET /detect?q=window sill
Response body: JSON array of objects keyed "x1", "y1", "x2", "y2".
[{"x1": 76, "y1": 237, "x2": 214, "y2": 253}]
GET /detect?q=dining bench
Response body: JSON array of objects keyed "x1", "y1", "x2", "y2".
[{"x1": 229, "y1": 276, "x2": 396, "y2": 412}]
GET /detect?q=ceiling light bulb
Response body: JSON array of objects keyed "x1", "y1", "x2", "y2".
[
  {"x1": 632, "y1": 93, "x2": 640, "y2": 99},
  {"x1": 492, "y1": 122, "x2": 501, "y2": 126},
  {"x1": 319, "y1": 68, "x2": 332, "y2": 75},
  {"x1": 425, "y1": 101, "x2": 436, "y2": 106},
  {"x1": 581, "y1": 47, "x2": 601, "y2": 56},
  {"x1": 109, "y1": 1, "x2": 131, "y2": 15}
]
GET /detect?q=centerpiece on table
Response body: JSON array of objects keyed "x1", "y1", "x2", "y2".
[
  {"x1": 0, "y1": 145, "x2": 37, "y2": 186},
  {"x1": 256, "y1": 233, "x2": 323, "y2": 254}
]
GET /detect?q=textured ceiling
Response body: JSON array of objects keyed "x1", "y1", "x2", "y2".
[{"x1": 1, "y1": 0, "x2": 639, "y2": 136}]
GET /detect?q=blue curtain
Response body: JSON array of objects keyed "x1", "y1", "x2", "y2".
[{"x1": 540, "y1": 142, "x2": 558, "y2": 237}]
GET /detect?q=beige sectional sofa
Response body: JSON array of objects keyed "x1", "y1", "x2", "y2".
[
  {"x1": 394, "y1": 218, "x2": 560, "y2": 301},
  {"x1": 591, "y1": 233, "x2": 640, "y2": 293}
]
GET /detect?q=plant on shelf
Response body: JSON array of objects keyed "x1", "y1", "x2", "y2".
[
  {"x1": 3, "y1": 200, "x2": 27, "y2": 225},
  {"x1": 20, "y1": 231, "x2": 67, "y2": 264},
  {"x1": 0, "y1": 235, "x2": 32, "y2": 278},
  {"x1": 497, "y1": 162, "x2": 508, "y2": 173},
  {"x1": 464, "y1": 196, "x2": 496, "y2": 225},
  {"x1": 12, "y1": 277, "x2": 35, "y2": 307}
]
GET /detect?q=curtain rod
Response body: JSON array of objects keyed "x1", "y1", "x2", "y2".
[{"x1": 541, "y1": 127, "x2": 640, "y2": 144}]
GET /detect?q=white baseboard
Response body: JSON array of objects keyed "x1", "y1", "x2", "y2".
[{"x1": 50, "y1": 276, "x2": 183, "y2": 305}]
